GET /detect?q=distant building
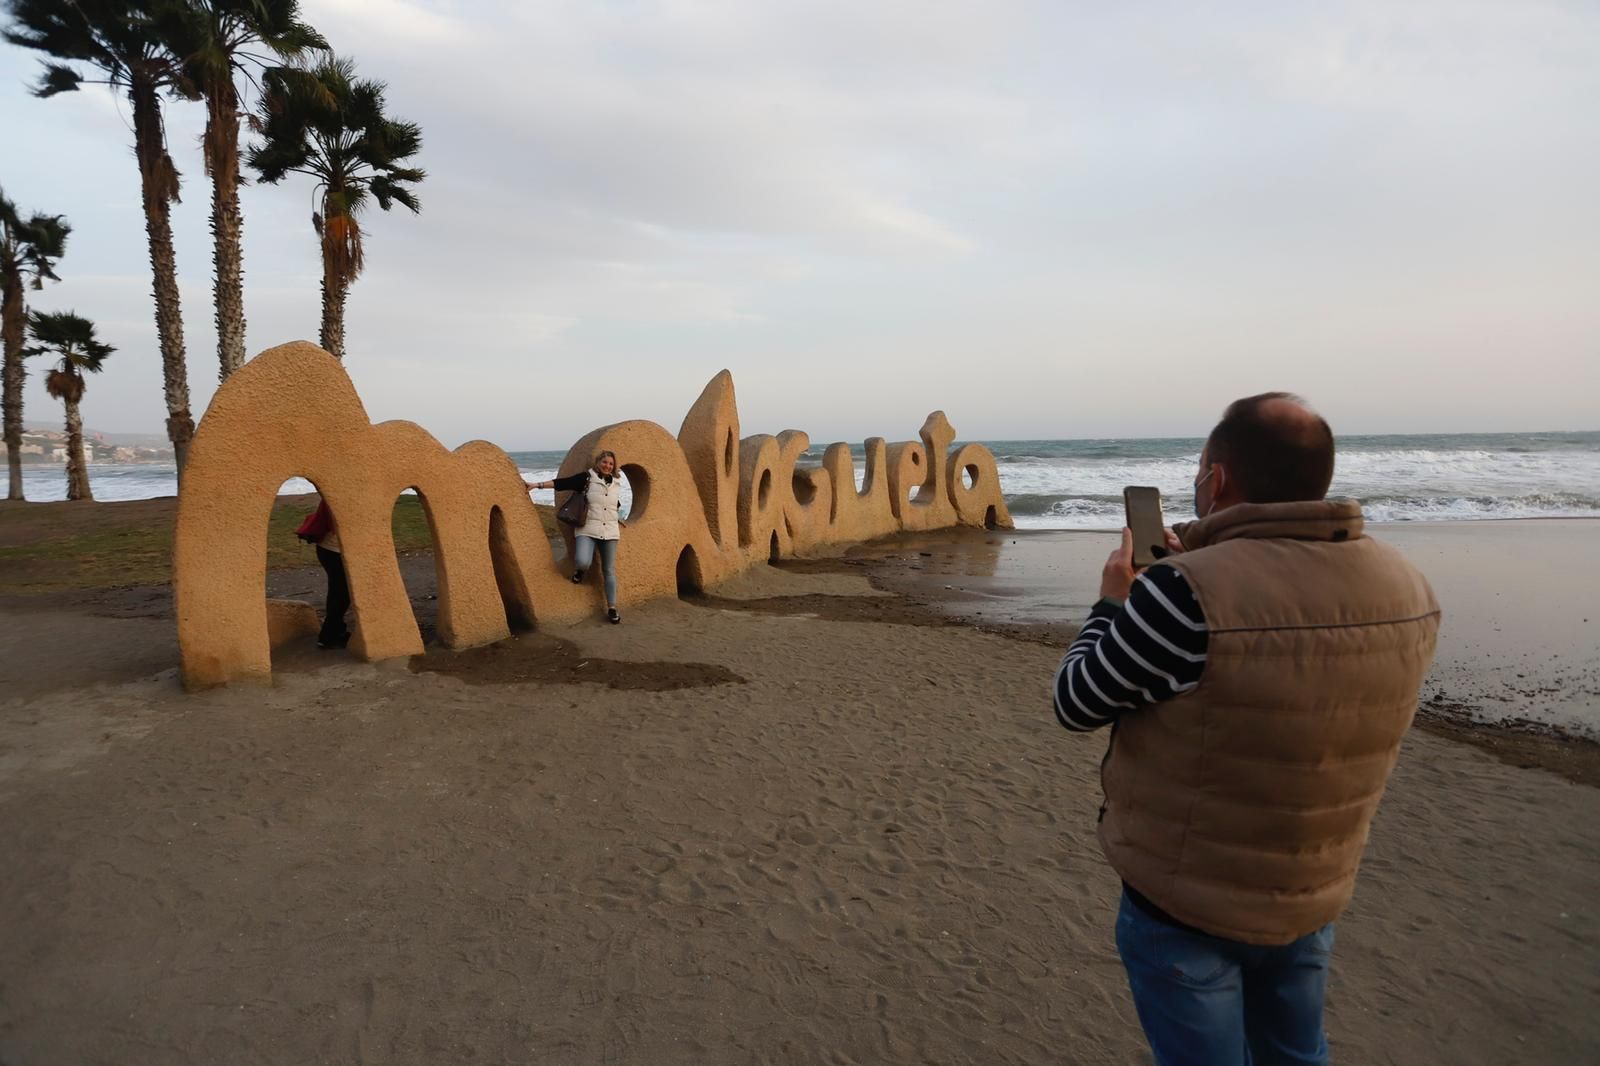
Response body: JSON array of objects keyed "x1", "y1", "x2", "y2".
[{"x1": 18, "y1": 427, "x2": 175, "y2": 463}]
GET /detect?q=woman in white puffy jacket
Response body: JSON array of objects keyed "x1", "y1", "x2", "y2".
[{"x1": 527, "y1": 450, "x2": 625, "y2": 624}]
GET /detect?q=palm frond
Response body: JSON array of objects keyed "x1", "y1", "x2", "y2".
[
  {"x1": 25, "y1": 310, "x2": 115, "y2": 394},
  {"x1": 23, "y1": 212, "x2": 71, "y2": 259},
  {"x1": 241, "y1": 49, "x2": 424, "y2": 298},
  {"x1": 369, "y1": 175, "x2": 421, "y2": 214},
  {"x1": 3, "y1": 205, "x2": 71, "y2": 286},
  {"x1": 4, "y1": 0, "x2": 191, "y2": 95},
  {"x1": 31, "y1": 61, "x2": 86, "y2": 97},
  {"x1": 0, "y1": 185, "x2": 20, "y2": 233},
  {"x1": 3, "y1": 0, "x2": 113, "y2": 71}
]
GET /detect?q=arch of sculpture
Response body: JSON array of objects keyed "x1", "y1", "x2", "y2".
[{"x1": 175, "y1": 342, "x2": 1012, "y2": 689}]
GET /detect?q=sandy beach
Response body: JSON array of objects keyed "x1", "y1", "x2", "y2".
[{"x1": 1, "y1": 501, "x2": 1597, "y2": 1064}]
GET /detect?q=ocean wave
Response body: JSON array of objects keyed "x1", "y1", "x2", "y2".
[
  {"x1": 1001, "y1": 491, "x2": 1600, "y2": 530},
  {"x1": 17, "y1": 434, "x2": 1599, "y2": 530},
  {"x1": 1358, "y1": 493, "x2": 1600, "y2": 522},
  {"x1": 1002, "y1": 493, "x2": 1188, "y2": 528},
  {"x1": 1004, "y1": 493, "x2": 1117, "y2": 517}
]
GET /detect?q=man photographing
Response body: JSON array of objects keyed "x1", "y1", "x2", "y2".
[{"x1": 1053, "y1": 393, "x2": 1440, "y2": 1065}]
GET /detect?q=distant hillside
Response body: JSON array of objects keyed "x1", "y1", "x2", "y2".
[{"x1": 25, "y1": 426, "x2": 170, "y2": 448}]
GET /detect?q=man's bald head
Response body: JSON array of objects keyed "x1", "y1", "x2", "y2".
[{"x1": 1204, "y1": 392, "x2": 1335, "y2": 504}]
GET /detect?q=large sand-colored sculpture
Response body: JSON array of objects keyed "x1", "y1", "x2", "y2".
[{"x1": 175, "y1": 342, "x2": 1011, "y2": 688}]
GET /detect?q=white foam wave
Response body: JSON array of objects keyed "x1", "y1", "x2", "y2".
[
  {"x1": 1004, "y1": 492, "x2": 1600, "y2": 530},
  {"x1": 16, "y1": 441, "x2": 1599, "y2": 532}
]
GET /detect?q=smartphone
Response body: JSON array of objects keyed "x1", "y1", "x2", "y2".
[{"x1": 1123, "y1": 486, "x2": 1166, "y2": 570}]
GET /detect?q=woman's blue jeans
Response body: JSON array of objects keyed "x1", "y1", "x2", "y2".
[
  {"x1": 573, "y1": 535, "x2": 618, "y2": 607},
  {"x1": 1115, "y1": 888, "x2": 1334, "y2": 1066}
]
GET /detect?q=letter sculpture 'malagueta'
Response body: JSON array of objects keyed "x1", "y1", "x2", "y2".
[{"x1": 174, "y1": 342, "x2": 1012, "y2": 688}]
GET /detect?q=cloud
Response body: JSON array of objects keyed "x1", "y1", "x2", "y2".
[
  {"x1": 1, "y1": 0, "x2": 1596, "y2": 446},
  {"x1": 310, "y1": 0, "x2": 473, "y2": 44}
]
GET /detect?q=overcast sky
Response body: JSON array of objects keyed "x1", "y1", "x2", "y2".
[{"x1": 3, "y1": 0, "x2": 1596, "y2": 449}]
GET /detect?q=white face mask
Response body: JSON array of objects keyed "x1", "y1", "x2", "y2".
[{"x1": 1193, "y1": 465, "x2": 1217, "y2": 518}]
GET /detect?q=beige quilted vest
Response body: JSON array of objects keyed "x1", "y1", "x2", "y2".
[{"x1": 1098, "y1": 499, "x2": 1440, "y2": 944}]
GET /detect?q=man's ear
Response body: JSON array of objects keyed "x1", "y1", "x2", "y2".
[{"x1": 1211, "y1": 462, "x2": 1230, "y2": 506}]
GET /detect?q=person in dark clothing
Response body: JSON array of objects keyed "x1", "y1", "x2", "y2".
[
  {"x1": 315, "y1": 541, "x2": 350, "y2": 648},
  {"x1": 297, "y1": 497, "x2": 350, "y2": 648}
]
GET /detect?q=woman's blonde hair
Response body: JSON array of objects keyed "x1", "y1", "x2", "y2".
[{"x1": 593, "y1": 450, "x2": 619, "y2": 473}]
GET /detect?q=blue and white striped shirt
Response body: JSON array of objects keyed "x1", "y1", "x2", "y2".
[{"x1": 1052, "y1": 565, "x2": 1209, "y2": 731}]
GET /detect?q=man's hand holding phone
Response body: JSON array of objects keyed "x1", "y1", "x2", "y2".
[
  {"x1": 1101, "y1": 527, "x2": 1184, "y2": 604},
  {"x1": 1105, "y1": 486, "x2": 1184, "y2": 605},
  {"x1": 1101, "y1": 528, "x2": 1138, "y2": 603}
]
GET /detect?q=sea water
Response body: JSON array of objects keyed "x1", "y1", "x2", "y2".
[{"x1": 22, "y1": 431, "x2": 1599, "y2": 530}]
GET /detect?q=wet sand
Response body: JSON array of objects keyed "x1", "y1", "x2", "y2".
[
  {"x1": 1, "y1": 505, "x2": 1597, "y2": 1063},
  {"x1": 851, "y1": 521, "x2": 1600, "y2": 736}
]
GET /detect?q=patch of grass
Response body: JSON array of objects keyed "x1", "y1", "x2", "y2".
[
  {"x1": 0, "y1": 496, "x2": 444, "y2": 594},
  {"x1": 0, "y1": 522, "x2": 172, "y2": 593}
]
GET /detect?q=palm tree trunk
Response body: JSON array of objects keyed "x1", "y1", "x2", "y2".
[
  {"x1": 1, "y1": 264, "x2": 25, "y2": 502},
  {"x1": 319, "y1": 254, "x2": 347, "y2": 361},
  {"x1": 130, "y1": 74, "x2": 196, "y2": 476},
  {"x1": 206, "y1": 80, "x2": 247, "y2": 381},
  {"x1": 63, "y1": 395, "x2": 92, "y2": 502}
]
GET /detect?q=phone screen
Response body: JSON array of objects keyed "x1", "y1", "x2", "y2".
[{"x1": 1123, "y1": 486, "x2": 1165, "y2": 570}]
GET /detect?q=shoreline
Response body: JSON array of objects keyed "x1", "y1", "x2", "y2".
[
  {"x1": 1411, "y1": 704, "x2": 1600, "y2": 789},
  {"x1": 8, "y1": 488, "x2": 1599, "y2": 523},
  {"x1": 807, "y1": 528, "x2": 1600, "y2": 788},
  {"x1": 2, "y1": 499, "x2": 1597, "y2": 783}
]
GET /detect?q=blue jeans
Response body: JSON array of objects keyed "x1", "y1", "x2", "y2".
[
  {"x1": 573, "y1": 535, "x2": 618, "y2": 607},
  {"x1": 1115, "y1": 888, "x2": 1334, "y2": 1066}
]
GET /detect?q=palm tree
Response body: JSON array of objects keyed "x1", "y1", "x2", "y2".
[
  {"x1": 24, "y1": 311, "x2": 113, "y2": 502},
  {"x1": 156, "y1": 0, "x2": 325, "y2": 381},
  {"x1": 249, "y1": 56, "x2": 423, "y2": 361},
  {"x1": 5, "y1": 0, "x2": 202, "y2": 476},
  {"x1": 0, "y1": 188, "x2": 69, "y2": 502}
]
